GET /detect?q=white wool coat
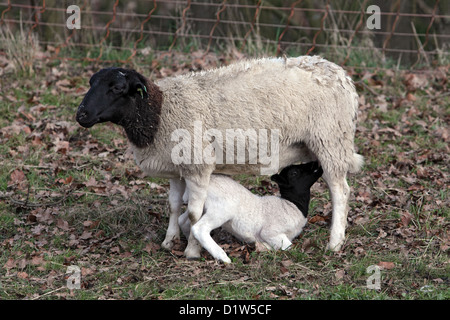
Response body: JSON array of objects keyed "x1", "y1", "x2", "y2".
[{"x1": 132, "y1": 56, "x2": 362, "y2": 179}]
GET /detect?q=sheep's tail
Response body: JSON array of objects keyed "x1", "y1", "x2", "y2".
[{"x1": 349, "y1": 153, "x2": 364, "y2": 174}]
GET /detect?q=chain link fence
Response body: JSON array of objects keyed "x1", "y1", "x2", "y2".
[{"x1": 0, "y1": 0, "x2": 449, "y2": 69}]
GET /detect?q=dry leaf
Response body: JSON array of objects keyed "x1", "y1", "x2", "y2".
[
  {"x1": 4, "y1": 258, "x2": 16, "y2": 269},
  {"x1": 80, "y1": 231, "x2": 92, "y2": 240},
  {"x1": 335, "y1": 269, "x2": 345, "y2": 280},
  {"x1": 144, "y1": 242, "x2": 161, "y2": 255},
  {"x1": 9, "y1": 169, "x2": 26, "y2": 185},
  {"x1": 404, "y1": 73, "x2": 428, "y2": 91},
  {"x1": 378, "y1": 261, "x2": 395, "y2": 270},
  {"x1": 374, "y1": 95, "x2": 388, "y2": 112},
  {"x1": 57, "y1": 219, "x2": 70, "y2": 231},
  {"x1": 308, "y1": 215, "x2": 326, "y2": 224},
  {"x1": 31, "y1": 255, "x2": 44, "y2": 266},
  {"x1": 54, "y1": 139, "x2": 70, "y2": 154},
  {"x1": 401, "y1": 211, "x2": 413, "y2": 227}
]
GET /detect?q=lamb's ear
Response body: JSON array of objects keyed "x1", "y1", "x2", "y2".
[{"x1": 315, "y1": 166, "x2": 324, "y2": 176}]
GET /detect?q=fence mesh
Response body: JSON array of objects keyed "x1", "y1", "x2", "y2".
[{"x1": 0, "y1": 0, "x2": 449, "y2": 69}]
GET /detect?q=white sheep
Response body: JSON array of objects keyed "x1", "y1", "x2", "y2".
[
  {"x1": 178, "y1": 162, "x2": 323, "y2": 263},
  {"x1": 76, "y1": 55, "x2": 363, "y2": 258}
]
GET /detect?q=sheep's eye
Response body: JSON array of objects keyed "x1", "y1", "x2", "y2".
[
  {"x1": 112, "y1": 84, "x2": 125, "y2": 94},
  {"x1": 290, "y1": 170, "x2": 298, "y2": 177},
  {"x1": 112, "y1": 86, "x2": 121, "y2": 93}
]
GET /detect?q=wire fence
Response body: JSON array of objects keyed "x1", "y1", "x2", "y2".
[{"x1": 0, "y1": 0, "x2": 449, "y2": 70}]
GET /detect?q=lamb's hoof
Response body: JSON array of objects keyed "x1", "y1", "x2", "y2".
[
  {"x1": 161, "y1": 237, "x2": 178, "y2": 250},
  {"x1": 220, "y1": 257, "x2": 232, "y2": 264}
]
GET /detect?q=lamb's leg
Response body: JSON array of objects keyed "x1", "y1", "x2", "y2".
[
  {"x1": 161, "y1": 178, "x2": 186, "y2": 250},
  {"x1": 191, "y1": 215, "x2": 232, "y2": 264},
  {"x1": 184, "y1": 175, "x2": 211, "y2": 259},
  {"x1": 322, "y1": 172, "x2": 350, "y2": 252},
  {"x1": 178, "y1": 210, "x2": 191, "y2": 238},
  {"x1": 261, "y1": 227, "x2": 293, "y2": 250},
  {"x1": 264, "y1": 234, "x2": 293, "y2": 251}
]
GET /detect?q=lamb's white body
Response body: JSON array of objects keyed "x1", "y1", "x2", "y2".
[
  {"x1": 130, "y1": 56, "x2": 362, "y2": 256},
  {"x1": 178, "y1": 175, "x2": 307, "y2": 263}
]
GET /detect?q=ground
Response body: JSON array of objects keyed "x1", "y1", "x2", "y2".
[{"x1": 0, "y1": 50, "x2": 448, "y2": 300}]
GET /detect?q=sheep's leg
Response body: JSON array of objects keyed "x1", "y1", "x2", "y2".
[
  {"x1": 191, "y1": 215, "x2": 232, "y2": 264},
  {"x1": 178, "y1": 210, "x2": 191, "y2": 238},
  {"x1": 184, "y1": 175, "x2": 211, "y2": 259},
  {"x1": 322, "y1": 173, "x2": 350, "y2": 252},
  {"x1": 161, "y1": 178, "x2": 186, "y2": 250}
]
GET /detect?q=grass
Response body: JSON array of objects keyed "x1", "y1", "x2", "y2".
[{"x1": 0, "y1": 45, "x2": 449, "y2": 301}]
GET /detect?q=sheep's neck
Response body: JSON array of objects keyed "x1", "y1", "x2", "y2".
[
  {"x1": 280, "y1": 190, "x2": 310, "y2": 218},
  {"x1": 120, "y1": 82, "x2": 163, "y2": 148}
]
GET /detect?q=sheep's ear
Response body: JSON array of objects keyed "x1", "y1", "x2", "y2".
[
  {"x1": 136, "y1": 83, "x2": 148, "y2": 99},
  {"x1": 130, "y1": 78, "x2": 148, "y2": 99}
]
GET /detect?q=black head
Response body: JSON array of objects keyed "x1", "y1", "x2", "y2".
[
  {"x1": 271, "y1": 162, "x2": 323, "y2": 191},
  {"x1": 270, "y1": 162, "x2": 323, "y2": 217},
  {"x1": 76, "y1": 67, "x2": 150, "y2": 128},
  {"x1": 76, "y1": 68, "x2": 162, "y2": 148}
]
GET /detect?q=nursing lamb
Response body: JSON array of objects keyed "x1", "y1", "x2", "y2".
[
  {"x1": 76, "y1": 55, "x2": 363, "y2": 258},
  {"x1": 179, "y1": 162, "x2": 323, "y2": 263}
]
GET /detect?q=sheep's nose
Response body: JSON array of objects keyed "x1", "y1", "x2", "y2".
[
  {"x1": 76, "y1": 105, "x2": 88, "y2": 121},
  {"x1": 77, "y1": 111, "x2": 87, "y2": 120}
]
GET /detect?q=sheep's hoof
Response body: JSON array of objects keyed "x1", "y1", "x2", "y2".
[
  {"x1": 326, "y1": 240, "x2": 344, "y2": 252},
  {"x1": 184, "y1": 248, "x2": 202, "y2": 260},
  {"x1": 186, "y1": 256, "x2": 201, "y2": 261}
]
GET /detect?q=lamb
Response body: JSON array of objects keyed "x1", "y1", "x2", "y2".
[
  {"x1": 178, "y1": 162, "x2": 323, "y2": 263},
  {"x1": 76, "y1": 55, "x2": 363, "y2": 259}
]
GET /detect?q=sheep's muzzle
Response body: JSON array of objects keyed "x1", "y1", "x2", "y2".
[{"x1": 76, "y1": 104, "x2": 97, "y2": 128}]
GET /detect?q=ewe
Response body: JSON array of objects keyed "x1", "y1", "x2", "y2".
[{"x1": 76, "y1": 56, "x2": 363, "y2": 258}]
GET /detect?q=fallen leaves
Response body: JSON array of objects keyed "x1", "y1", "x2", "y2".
[
  {"x1": 3, "y1": 253, "x2": 47, "y2": 274},
  {"x1": 403, "y1": 73, "x2": 429, "y2": 92},
  {"x1": 1, "y1": 51, "x2": 448, "y2": 300}
]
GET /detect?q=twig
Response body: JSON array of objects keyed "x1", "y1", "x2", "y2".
[
  {"x1": 356, "y1": 80, "x2": 378, "y2": 96},
  {"x1": 410, "y1": 21, "x2": 430, "y2": 67},
  {"x1": 31, "y1": 286, "x2": 66, "y2": 300},
  {"x1": 8, "y1": 188, "x2": 78, "y2": 208}
]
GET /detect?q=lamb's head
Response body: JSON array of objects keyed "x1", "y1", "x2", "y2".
[
  {"x1": 76, "y1": 68, "x2": 163, "y2": 148},
  {"x1": 272, "y1": 162, "x2": 323, "y2": 191},
  {"x1": 271, "y1": 162, "x2": 323, "y2": 216}
]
